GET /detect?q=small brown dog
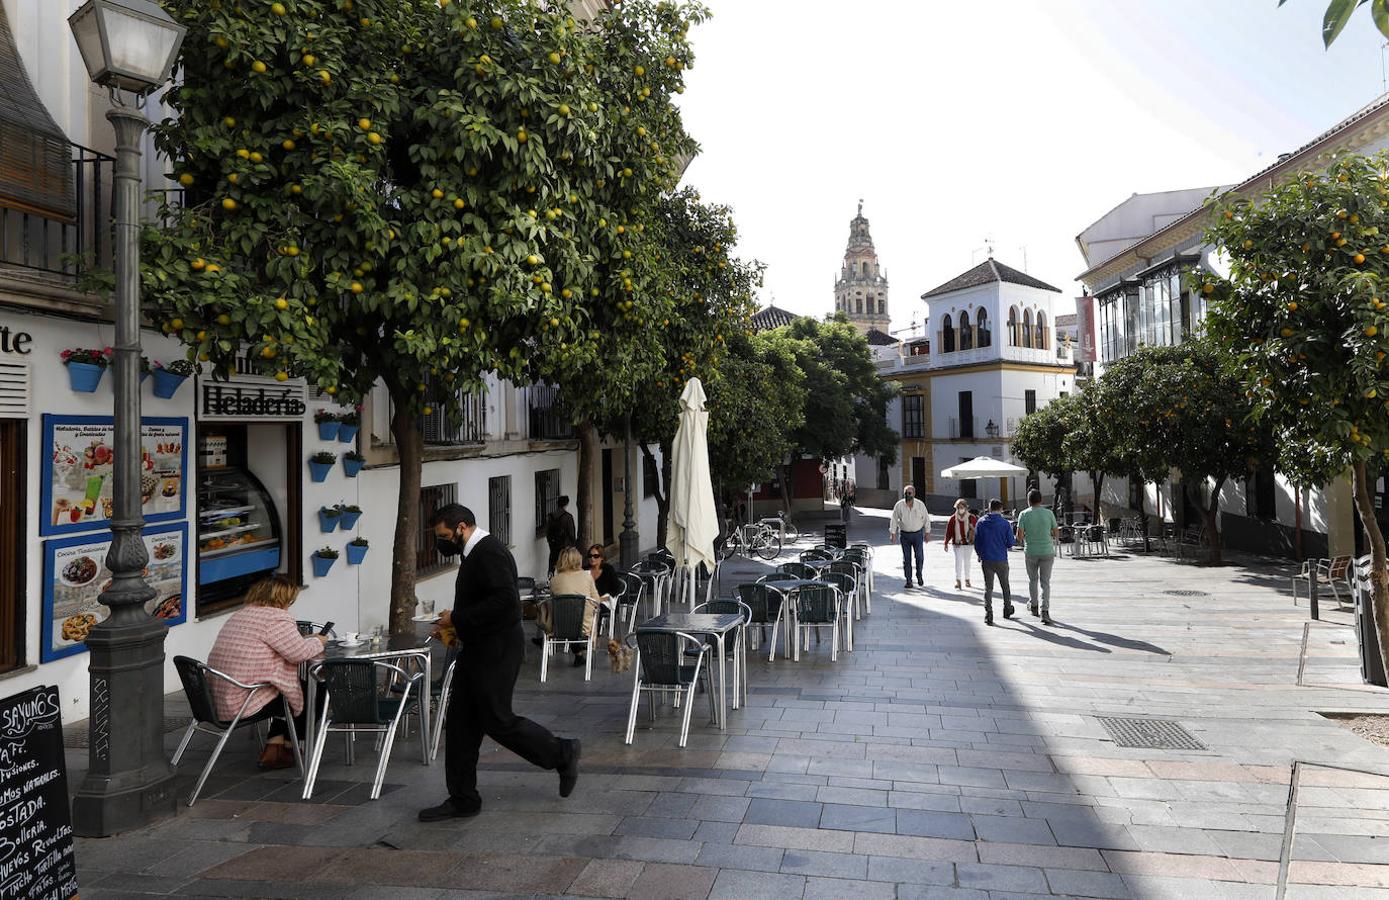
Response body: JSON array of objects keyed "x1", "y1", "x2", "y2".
[{"x1": 608, "y1": 638, "x2": 635, "y2": 673}]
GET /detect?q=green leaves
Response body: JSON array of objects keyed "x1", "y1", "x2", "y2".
[{"x1": 1303, "y1": 0, "x2": 1388, "y2": 46}]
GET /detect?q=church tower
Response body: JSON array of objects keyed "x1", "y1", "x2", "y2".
[{"x1": 834, "y1": 201, "x2": 890, "y2": 336}]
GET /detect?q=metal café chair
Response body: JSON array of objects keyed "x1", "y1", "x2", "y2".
[
  {"x1": 738, "y1": 582, "x2": 791, "y2": 661},
  {"x1": 630, "y1": 561, "x2": 672, "y2": 619},
  {"x1": 595, "y1": 577, "x2": 629, "y2": 639},
  {"x1": 403, "y1": 634, "x2": 459, "y2": 763},
  {"x1": 302, "y1": 658, "x2": 423, "y2": 801},
  {"x1": 693, "y1": 597, "x2": 753, "y2": 705},
  {"x1": 776, "y1": 561, "x2": 817, "y2": 580},
  {"x1": 800, "y1": 548, "x2": 835, "y2": 562},
  {"x1": 793, "y1": 583, "x2": 843, "y2": 662},
  {"x1": 171, "y1": 656, "x2": 304, "y2": 807},
  {"x1": 619, "y1": 573, "x2": 647, "y2": 633},
  {"x1": 536, "y1": 594, "x2": 596, "y2": 682},
  {"x1": 819, "y1": 571, "x2": 857, "y2": 648},
  {"x1": 624, "y1": 630, "x2": 716, "y2": 748},
  {"x1": 840, "y1": 547, "x2": 873, "y2": 612},
  {"x1": 825, "y1": 560, "x2": 864, "y2": 619}
]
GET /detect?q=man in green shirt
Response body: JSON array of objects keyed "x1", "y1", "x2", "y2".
[{"x1": 1015, "y1": 488, "x2": 1059, "y2": 625}]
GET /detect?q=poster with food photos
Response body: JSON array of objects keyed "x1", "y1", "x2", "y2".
[
  {"x1": 41, "y1": 523, "x2": 188, "y2": 662},
  {"x1": 40, "y1": 415, "x2": 187, "y2": 536}
]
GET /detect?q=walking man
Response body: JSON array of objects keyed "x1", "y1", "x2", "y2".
[
  {"x1": 888, "y1": 484, "x2": 929, "y2": 588},
  {"x1": 1016, "y1": 488, "x2": 1059, "y2": 625},
  {"x1": 973, "y1": 498, "x2": 1015, "y2": 625},
  {"x1": 420, "y1": 503, "x2": 581, "y2": 821},
  {"x1": 545, "y1": 495, "x2": 577, "y2": 575}
]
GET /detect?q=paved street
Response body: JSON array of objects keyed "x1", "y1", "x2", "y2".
[{"x1": 72, "y1": 509, "x2": 1389, "y2": 899}]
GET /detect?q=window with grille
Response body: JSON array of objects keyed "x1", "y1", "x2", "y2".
[
  {"x1": 901, "y1": 394, "x2": 924, "y2": 438},
  {"x1": 1247, "y1": 469, "x2": 1277, "y2": 521},
  {"x1": 420, "y1": 384, "x2": 486, "y2": 445},
  {"x1": 535, "y1": 469, "x2": 561, "y2": 536},
  {"x1": 417, "y1": 482, "x2": 458, "y2": 575},
  {"x1": 1025, "y1": 390, "x2": 1037, "y2": 415},
  {"x1": 489, "y1": 476, "x2": 512, "y2": 547}
]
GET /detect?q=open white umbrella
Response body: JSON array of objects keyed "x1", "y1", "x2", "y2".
[
  {"x1": 668, "y1": 378, "x2": 718, "y2": 605},
  {"x1": 940, "y1": 456, "x2": 1030, "y2": 480}
]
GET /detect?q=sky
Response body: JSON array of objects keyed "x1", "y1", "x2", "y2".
[{"x1": 675, "y1": 0, "x2": 1389, "y2": 338}]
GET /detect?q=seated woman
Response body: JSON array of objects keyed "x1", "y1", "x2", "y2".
[
  {"x1": 206, "y1": 575, "x2": 326, "y2": 769},
  {"x1": 586, "y1": 544, "x2": 624, "y2": 634},
  {"x1": 547, "y1": 546, "x2": 603, "y2": 667}
]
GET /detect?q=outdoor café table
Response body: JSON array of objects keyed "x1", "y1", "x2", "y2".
[
  {"x1": 303, "y1": 633, "x2": 434, "y2": 770},
  {"x1": 759, "y1": 577, "x2": 853, "y2": 652},
  {"x1": 636, "y1": 612, "x2": 745, "y2": 729}
]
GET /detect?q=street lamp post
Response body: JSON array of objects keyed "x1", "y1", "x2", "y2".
[
  {"x1": 67, "y1": 0, "x2": 185, "y2": 837},
  {"x1": 619, "y1": 413, "x2": 640, "y2": 568}
]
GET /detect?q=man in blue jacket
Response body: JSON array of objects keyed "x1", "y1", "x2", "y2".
[{"x1": 973, "y1": 498, "x2": 1015, "y2": 626}]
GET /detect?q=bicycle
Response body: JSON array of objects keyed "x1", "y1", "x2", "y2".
[
  {"x1": 759, "y1": 511, "x2": 799, "y2": 544},
  {"x1": 718, "y1": 521, "x2": 782, "y2": 561}
]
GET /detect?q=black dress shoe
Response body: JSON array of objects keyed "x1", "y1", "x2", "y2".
[
  {"x1": 1041, "y1": 616, "x2": 1054, "y2": 626},
  {"x1": 531, "y1": 636, "x2": 544, "y2": 647},
  {"x1": 572, "y1": 653, "x2": 585, "y2": 667},
  {"x1": 984, "y1": 614, "x2": 994, "y2": 626},
  {"x1": 559, "y1": 738, "x2": 581, "y2": 798},
  {"x1": 1003, "y1": 605, "x2": 1015, "y2": 619},
  {"x1": 418, "y1": 800, "x2": 480, "y2": 822}
]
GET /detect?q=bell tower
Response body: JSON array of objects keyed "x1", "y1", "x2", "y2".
[{"x1": 834, "y1": 200, "x2": 890, "y2": 336}]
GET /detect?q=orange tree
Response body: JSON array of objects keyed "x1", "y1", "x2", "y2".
[
  {"x1": 1010, "y1": 393, "x2": 1077, "y2": 495},
  {"x1": 1202, "y1": 152, "x2": 1389, "y2": 662},
  {"x1": 141, "y1": 0, "x2": 701, "y2": 635},
  {"x1": 1061, "y1": 383, "x2": 1123, "y2": 518},
  {"x1": 620, "y1": 190, "x2": 761, "y2": 547},
  {"x1": 1297, "y1": 0, "x2": 1389, "y2": 46}
]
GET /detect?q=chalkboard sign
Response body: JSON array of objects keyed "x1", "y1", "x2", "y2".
[{"x1": 0, "y1": 686, "x2": 77, "y2": 900}]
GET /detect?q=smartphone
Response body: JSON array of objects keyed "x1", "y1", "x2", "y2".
[{"x1": 318, "y1": 621, "x2": 335, "y2": 636}]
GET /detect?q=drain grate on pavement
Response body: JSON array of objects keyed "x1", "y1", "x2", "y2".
[
  {"x1": 1096, "y1": 716, "x2": 1207, "y2": 750},
  {"x1": 64, "y1": 716, "x2": 189, "y2": 749},
  {"x1": 1163, "y1": 589, "x2": 1211, "y2": 597}
]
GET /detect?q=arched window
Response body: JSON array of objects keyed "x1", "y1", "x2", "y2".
[
  {"x1": 977, "y1": 308, "x2": 991, "y2": 347},
  {"x1": 1007, "y1": 307, "x2": 1018, "y2": 346},
  {"x1": 863, "y1": 261, "x2": 871, "y2": 276},
  {"x1": 942, "y1": 316, "x2": 955, "y2": 353},
  {"x1": 1036, "y1": 311, "x2": 1048, "y2": 349},
  {"x1": 867, "y1": 293, "x2": 875, "y2": 313},
  {"x1": 1023, "y1": 310, "x2": 1033, "y2": 348},
  {"x1": 878, "y1": 296, "x2": 885, "y2": 315},
  {"x1": 855, "y1": 296, "x2": 863, "y2": 315},
  {"x1": 958, "y1": 310, "x2": 973, "y2": 350}
]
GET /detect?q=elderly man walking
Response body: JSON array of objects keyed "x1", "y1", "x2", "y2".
[{"x1": 888, "y1": 485, "x2": 929, "y2": 588}]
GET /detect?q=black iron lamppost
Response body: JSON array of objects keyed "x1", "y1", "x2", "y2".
[
  {"x1": 620, "y1": 414, "x2": 639, "y2": 568},
  {"x1": 68, "y1": 0, "x2": 185, "y2": 837}
]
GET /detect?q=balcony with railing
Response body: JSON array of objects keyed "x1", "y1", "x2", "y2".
[
  {"x1": 0, "y1": 136, "x2": 113, "y2": 279},
  {"x1": 422, "y1": 388, "x2": 487, "y2": 446}
]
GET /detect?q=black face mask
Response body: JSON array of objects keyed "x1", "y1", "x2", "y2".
[
  {"x1": 435, "y1": 532, "x2": 462, "y2": 557},
  {"x1": 904, "y1": 492, "x2": 914, "y2": 501}
]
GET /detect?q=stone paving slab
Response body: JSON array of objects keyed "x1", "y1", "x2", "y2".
[{"x1": 67, "y1": 507, "x2": 1389, "y2": 897}]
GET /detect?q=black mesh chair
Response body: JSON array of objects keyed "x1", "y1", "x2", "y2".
[
  {"x1": 618, "y1": 573, "x2": 647, "y2": 633},
  {"x1": 302, "y1": 658, "x2": 422, "y2": 800},
  {"x1": 693, "y1": 598, "x2": 751, "y2": 707},
  {"x1": 537, "y1": 594, "x2": 594, "y2": 682},
  {"x1": 630, "y1": 561, "x2": 672, "y2": 618},
  {"x1": 408, "y1": 634, "x2": 460, "y2": 763},
  {"x1": 840, "y1": 547, "x2": 873, "y2": 613},
  {"x1": 826, "y1": 560, "x2": 864, "y2": 619},
  {"x1": 624, "y1": 630, "x2": 715, "y2": 748},
  {"x1": 171, "y1": 655, "x2": 302, "y2": 807},
  {"x1": 595, "y1": 577, "x2": 628, "y2": 639},
  {"x1": 737, "y1": 582, "x2": 791, "y2": 661},
  {"x1": 793, "y1": 583, "x2": 842, "y2": 662},
  {"x1": 776, "y1": 561, "x2": 817, "y2": 580},
  {"x1": 800, "y1": 548, "x2": 835, "y2": 562}
]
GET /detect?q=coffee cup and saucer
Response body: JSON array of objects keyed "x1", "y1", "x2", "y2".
[{"x1": 336, "y1": 631, "x2": 363, "y2": 647}]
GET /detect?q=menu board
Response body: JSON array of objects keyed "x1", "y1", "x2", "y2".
[
  {"x1": 40, "y1": 415, "x2": 188, "y2": 537},
  {"x1": 41, "y1": 524, "x2": 188, "y2": 663},
  {"x1": 0, "y1": 686, "x2": 77, "y2": 900}
]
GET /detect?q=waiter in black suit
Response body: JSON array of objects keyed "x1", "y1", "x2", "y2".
[{"x1": 419, "y1": 503, "x2": 580, "y2": 821}]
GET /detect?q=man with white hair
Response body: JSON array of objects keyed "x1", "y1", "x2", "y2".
[{"x1": 888, "y1": 484, "x2": 929, "y2": 588}]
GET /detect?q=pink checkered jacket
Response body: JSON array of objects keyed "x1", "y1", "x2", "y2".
[{"x1": 206, "y1": 606, "x2": 323, "y2": 720}]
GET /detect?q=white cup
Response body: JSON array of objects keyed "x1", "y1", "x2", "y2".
[{"x1": 341, "y1": 632, "x2": 360, "y2": 644}]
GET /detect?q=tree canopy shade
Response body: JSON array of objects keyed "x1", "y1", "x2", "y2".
[
  {"x1": 142, "y1": 0, "x2": 707, "y2": 634},
  {"x1": 1202, "y1": 150, "x2": 1389, "y2": 670},
  {"x1": 780, "y1": 316, "x2": 899, "y2": 464},
  {"x1": 705, "y1": 329, "x2": 806, "y2": 494},
  {"x1": 1061, "y1": 383, "x2": 1122, "y2": 517},
  {"x1": 1010, "y1": 393, "x2": 1077, "y2": 481}
]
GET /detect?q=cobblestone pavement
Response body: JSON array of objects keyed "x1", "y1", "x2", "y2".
[{"x1": 71, "y1": 508, "x2": 1389, "y2": 899}]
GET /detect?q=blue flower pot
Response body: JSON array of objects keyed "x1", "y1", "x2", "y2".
[
  {"x1": 151, "y1": 369, "x2": 186, "y2": 399},
  {"x1": 317, "y1": 420, "x2": 340, "y2": 441},
  {"x1": 318, "y1": 510, "x2": 340, "y2": 533},
  {"x1": 338, "y1": 424, "x2": 359, "y2": 444},
  {"x1": 140, "y1": 371, "x2": 149, "y2": 385},
  {"x1": 343, "y1": 457, "x2": 364, "y2": 478},
  {"x1": 311, "y1": 554, "x2": 336, "y2": 577},
  {"x1": 308, "y1": 460, "x2": 332, "y2": 483},
  {"x1": 339, "y1": 509, "x2": 362, "y2": 530},
  {"x1": 346, "y1": 543, "x2": 369, "y2": 565},
  {"x1": 67, "y1": 363, "x2": 105, "y2": 393}
]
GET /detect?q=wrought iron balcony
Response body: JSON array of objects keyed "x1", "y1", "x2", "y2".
[
  {"x1": 0, "y1": 139, "x2": 113, "y2": 278},
  {"x1": 527, "y1": 383, "x2": 573, "y2": 440}
]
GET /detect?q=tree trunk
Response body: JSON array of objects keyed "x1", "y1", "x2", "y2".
[
  {"x1": 575, "y1": 420, "x2": 598, "y2": 549},
  {"x1": 640, "y1": 442, "x2": 670, "y2": 550},
  {"x1": 1135, "y1": 473, "x2": 1151, "y2": 553},
  {"x1": 660, "y1": 438, "x2": 673, "y2": 548},
  {"x1": 1351, "y1": 460, "x2": 1389, "y2": 683},
  {"x1": 778, "y1": 461, "x2": 793, "y2": 520},
  {"x1": 388, "y1": 401, "x2": 423, "y2": 638},
  {"x1": 1202, "y1": 476, "x2": 1226, "y2": 565},
  {"x1": 1091, "y1": 471, "x2": 1105, "y2": 521}
]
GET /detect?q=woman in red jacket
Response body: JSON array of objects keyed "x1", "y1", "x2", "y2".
[{"x1": 942, "y1": 498, "x2": 978, "y2": 590}]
